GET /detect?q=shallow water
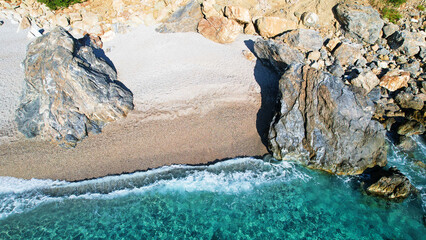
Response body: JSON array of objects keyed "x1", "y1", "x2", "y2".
[{"x1": 0, "y1": 138, "x2": 425, "y2": 239}]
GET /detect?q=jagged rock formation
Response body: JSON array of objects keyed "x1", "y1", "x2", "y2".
[
  {"x1": 16, "y1": 27, "x2": 133, "y2": 147},
  {"x1": 264, "y1": 63, "x2": 387, "y2": 175}
]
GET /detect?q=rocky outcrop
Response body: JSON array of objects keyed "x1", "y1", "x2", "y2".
[
  {"x1": 365, "y1": 167, "x2": 414, "y2": 201},
  {"x1": 16, "y1": 27, "x2": 134, "y2": 147},
  {"x1": 268, "y1": 64, "x2": 387, "y2": 175},
  {"x1": 156, "y1": 0, "x2": 203, "y2": 33},
  {"x1": 334, "y1": 3, "x2": 384, "y2": 44}
]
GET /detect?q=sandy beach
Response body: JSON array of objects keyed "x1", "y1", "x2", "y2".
[{"x1": 0, "y1": 21, "x2": 278, "y2": 181}]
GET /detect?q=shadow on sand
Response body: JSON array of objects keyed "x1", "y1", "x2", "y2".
[{"x1": 244, "y1": 39, "x2": 281, "y2": 148}]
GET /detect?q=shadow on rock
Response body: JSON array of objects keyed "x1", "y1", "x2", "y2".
[{"x1": 244, "y1": 39, "x2": 280, "y2": 148}]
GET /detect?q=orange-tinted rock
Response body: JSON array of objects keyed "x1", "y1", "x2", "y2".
[
  {"x1": 224, "y1": 6, "x2": 250, "y2": 24},
  {"x1": 255, "y1": 17, "x2": 297, "y2": 38},
  {"x1": 198, "y1": 16, "x2": 242, "y2": 43},
  {"x1": 379, "y1": 70, "x2": 410, "y2": 92}
]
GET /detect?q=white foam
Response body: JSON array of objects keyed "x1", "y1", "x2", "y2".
[{"x1": 0, "y1": 158, "x2": 309, "y2": 219}]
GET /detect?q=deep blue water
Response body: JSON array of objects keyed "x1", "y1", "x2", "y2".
[{"x1": 0, "y1": 137, "x2": 425, "y2": 239}]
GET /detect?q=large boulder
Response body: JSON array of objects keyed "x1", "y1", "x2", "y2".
[
  {"x1": 156, "y1": 0, "x2": 203, "y2": 33},
  {"x1": 334, "y1": 4, "x2": 384, "y2": 44},
  {"x1": 253, "y1": 38, "x2": 304, "y2": 75},
  {"x1": 16, "y1": 27, "x2": 134, "y2": 147},
  {"x1": 268, "y1": 64, "x2": 387, "y2": 175}
]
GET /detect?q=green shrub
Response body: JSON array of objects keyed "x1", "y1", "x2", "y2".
[
  {"x1": 387, "y1": 0, "x2": 407, "y2": 7},
  {"x1": 37, "y1": 0, "x2": 84, "y2": 10},
  {"x1": 417, "y1": 5, "x2": 425, "y2": 11},
  {"x1": 382, "y1": 7, "x2": 402, "y2": 23}
]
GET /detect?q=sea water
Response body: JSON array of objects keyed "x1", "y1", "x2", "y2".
[{"x1": 0, "y1": 138, "x2": 425, "y2": 239}]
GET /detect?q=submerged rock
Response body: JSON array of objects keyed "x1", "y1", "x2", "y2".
[
  {"x1": 365, "y1": 167, "x2": 414, "y2": 200},
  {"x1": 334, "y1": 4, "x2": 384, "y2": 44},
  {"x1": 268, "y1": 64, "x2": 387, "y2": 175},
  {"x1": 16, "y1": 27, "x2": 134, "y2": 147}
]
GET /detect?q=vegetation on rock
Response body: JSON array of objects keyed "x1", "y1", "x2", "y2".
[{"x1": 37, "y1": 0, "x2": 84, "y2": 10}]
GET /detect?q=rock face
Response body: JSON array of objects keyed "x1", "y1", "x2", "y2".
[
  {"x1": 268, "y1": 64, "x2": 387, "y2": 175},
  {"x1": 334, "y1": 4, "x2": 384, "y2": 44},
  {"x1": 156, "y1": 0, "x2": 203, "y2": 33},
  {"x1": 197, "y1": 16, "x2": 242, "y2": 44},
  {"x1": 366, "y1": 167, "x2": 414, "y2": 200},
  {"x1": 255, "y1": 17, "x2": 297, "y2": 38},
  {"x1": 16, "y1": 27, "x2": 134, "y2": 147},
  {"x1": 254, "y1": 38, "x2": 304, "y2": 75}
]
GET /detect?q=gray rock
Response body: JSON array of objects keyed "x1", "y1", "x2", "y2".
[
  {"x1": 277, "y1": 29, "x2": 323, "y2": 52},
  {"x1": 16, "y1": 27, "x2": 134, "y2": 147},
  {"x1": 332, "y1": 42, "x2": 362, "y2": 66},
  {"x1": 387, "y1": 30, "x2": 426, "y2": 56},
  {"x1": 382, "y1": 23, "x2": 399, "y2": 38},
  {"x1": 395, "y1": 91, "x2": 424, "y2": 110},
  {"x1": 254, "y1": 38, "x2": 304, "y2": 75},
  {"x1": 327, "y1": 59, "x2": 345, "y2": 77},
  {"x1": 376, "y1": 47, "x2": 390, "y2": 56},
  {"x1": 334, "y1": 4, "x2": 384, "y2": 44},
  {"x1": 365, "y1": 167, "x2": 414, "y2": 201},
  {"x1": 419, "y1": 46, "x2": 426, "y2": 59},
  {"x1": 401, "y1": 60, "x2": 420, "y2": 77},
  {"x1": 269, "y1": 64, "x2": 387, "y2": 175},
  {"x1": 156, "y1": 0, "x2": 202, "y2": 33}
]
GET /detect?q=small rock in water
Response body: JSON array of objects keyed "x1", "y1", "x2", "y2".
[{"x1": 365, "y1": 167, "x2": 414, "y2": 201}]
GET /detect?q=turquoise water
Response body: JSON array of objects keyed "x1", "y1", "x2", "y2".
[{"x1": 0, "y1": 138, "x2": 425, "y2": 239}]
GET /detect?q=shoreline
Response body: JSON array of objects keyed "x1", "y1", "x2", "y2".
[{"x1": 1, "y1": 101, "x2": 269, "y2": 181}]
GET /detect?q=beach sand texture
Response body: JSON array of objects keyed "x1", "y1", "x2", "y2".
[{"x1": 0, "y1": 21, "x2": 278, "y2": 181}]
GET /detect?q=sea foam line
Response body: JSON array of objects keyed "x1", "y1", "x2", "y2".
[{"x1": 0, "y1": 157, "x2": 309, "y2": 219}]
